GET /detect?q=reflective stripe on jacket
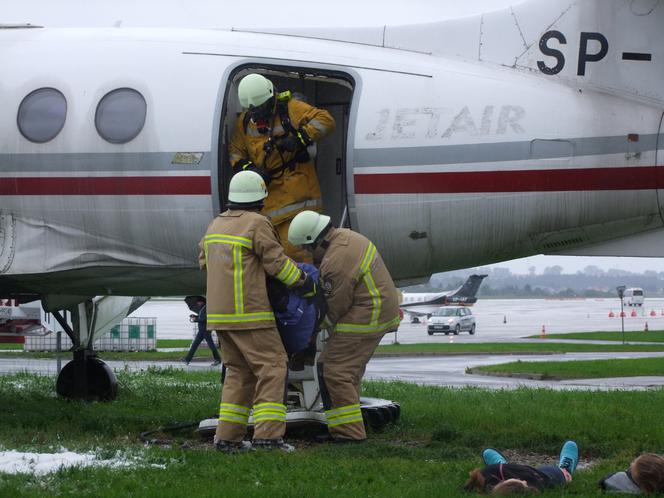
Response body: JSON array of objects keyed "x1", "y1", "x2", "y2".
[
  {"x1": 229, "y1": 98, "x2": 335, "y2": 225},
  {"x1": 319, "y1": 228, "x2": 400, "y2": 334},
  {"x1": 199, "y1": 209, "x2": 303, "y2": 330}
]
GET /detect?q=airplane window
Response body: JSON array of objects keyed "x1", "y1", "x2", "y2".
[
  {"x1": 95, "y1": 88, "x2": 146, "y2": 144},
  {"x1": 17, "y1": 88, "x2": 67, "y2": 143}
]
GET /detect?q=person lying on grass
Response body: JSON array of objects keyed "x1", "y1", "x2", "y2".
[
  {"x1": 599, "y1": 453, "x2": 664, "y2": 495},
  {"x1": 463, "y1": 440, "x2": 578, "y2": 495}
]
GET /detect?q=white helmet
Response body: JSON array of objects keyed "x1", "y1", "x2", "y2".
[
  {"x1": 228, "y1": 170, "x2": 268, "y2": 204},
  {"x1": 238, "y1": 74, "x2": 274, "y2": 108},
  {"x1": 288, "y1": 210, "x2": 331, "y2": 246}
]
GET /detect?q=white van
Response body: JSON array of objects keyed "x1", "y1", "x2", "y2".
[{"x1": 624, "y1": 288, "x2": 644, "y2": 307}]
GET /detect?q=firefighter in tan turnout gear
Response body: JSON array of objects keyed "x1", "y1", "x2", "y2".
[
  {"x1": 229, "y1": 73, "x2": 336, "y2": 261},
  {"x1": 288, "y1": 211, "x2": 401, "y2": 441},
  {"x1": 198, "y1": 171, "x2": 317, "y2": 453}
]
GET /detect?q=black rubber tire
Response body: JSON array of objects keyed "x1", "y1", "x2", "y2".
[
  {"x1": 411, "y1": 317, "x2": 420, "y2": 324},
  {"x1": 56, "y1": 357, "x2": 117, "y2": 401},
  {"x1": 454, "y1": 325, "x2": 460, "y2": 335},
  {"x1": 469, "y1": 324, "x2": 476, "y2": 335},
  {"x1": 388, "y1": 403, "x2": 401, "y2": 421},
  {"x1": 427, "y1": 330, "x2": 434, "y2": 336},
  {"x1": 361, "y1": 402, "x2": 401, "y2": 430}
]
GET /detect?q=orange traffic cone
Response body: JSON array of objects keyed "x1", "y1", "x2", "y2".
[
  {"x1": 540, "y1": 325, "x2": 546, "y2": 339},
  {"x1": 651, "y1": 310, "x2": 657, "y2": 317},
  {"x1": 631, "y1": 309, "x2": 637, "y2": 317},
  {"x1": 645, "y1": 322, "x2": 649, "y2": 332},
  {"x1": 620, "y1": 311, "x2": 626, "y2": 317},
  {"x1": 608, "y1": 310, "x2": 615, "y2": 317}
]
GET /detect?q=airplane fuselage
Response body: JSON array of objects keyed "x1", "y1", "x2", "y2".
[{"x1": 1, "y1": 23, "x2": 663, "y2": 299}]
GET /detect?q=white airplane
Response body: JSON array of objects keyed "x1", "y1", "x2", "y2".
[
  {"x1": 401, "y1": 274, "x2": 487, "y2": 323},
  {"x1": 1, "y1": 0, "x2": 663, "y2": 399}
]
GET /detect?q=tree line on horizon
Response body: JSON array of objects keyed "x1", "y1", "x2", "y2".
[{"x1": 403, "y1": 265, "x2": 664, "y2": 298}]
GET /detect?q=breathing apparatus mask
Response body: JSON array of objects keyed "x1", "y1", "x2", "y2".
[{"x1": 248, "y1": 97, "x2": 275, "y2": 134}]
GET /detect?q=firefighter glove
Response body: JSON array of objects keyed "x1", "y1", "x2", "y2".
[
  {"x1": 275, "y1": 135, "x2": 301, "y2": 153},
  {"x1": 296, "y1": 272, "x2": 318, "y2": 303}
]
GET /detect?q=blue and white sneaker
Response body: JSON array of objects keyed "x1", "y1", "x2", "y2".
[
  {"x1": 558, "y1": 440, "x2": 579, "y2": 474},
  {"x1": 482, "y1": 448, "x2": 508, "y2": 466}
]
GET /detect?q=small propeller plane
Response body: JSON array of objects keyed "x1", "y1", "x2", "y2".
[{"x1": 1, "y1": 0, "x2": 663, "y2": 398}]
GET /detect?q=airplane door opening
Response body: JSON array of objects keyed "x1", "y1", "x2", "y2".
[{"x1": 218, "y1": 65, "x2": 355, "y2": 230}]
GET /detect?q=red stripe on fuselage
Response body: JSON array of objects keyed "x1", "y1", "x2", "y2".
[
  {"x1": 0, "y1": 176, "x2": 211, "y2": 195},
  {"x1": 354, "y1": 166, "x2": 663, "y2": 194}
]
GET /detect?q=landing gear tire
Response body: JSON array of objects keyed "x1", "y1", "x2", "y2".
[
  {"x1": 469, "y1": 324, "x2": 476, "y2": 335},
  {"x1": 454, "y1": 325, "x2": 460, "y2": 335},
  {"x1": 411, "y1": 317, "x2": 420, "y2": 324},
  {"x1": 56, "y1": 356, "x2": 118, "y2": 401},
  {"x1": 361, "y1": 398, "x2": 401, "y2": 431}
]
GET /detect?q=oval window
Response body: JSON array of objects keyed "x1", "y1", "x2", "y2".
[
  {"x1": 17, "y1": 88, "x2": 67, "y2": 143},
  {"x1": 95, "y1": 88, "x2": 147, "y2": 144}
]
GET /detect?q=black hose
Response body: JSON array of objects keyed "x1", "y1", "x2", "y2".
[{"x1": 139, "y1": 419, "x2": 212, "y2": 445}]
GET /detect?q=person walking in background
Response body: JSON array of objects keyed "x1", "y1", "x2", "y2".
[
  {"x1": 464, "y1": 440, "x2": 579, "y2": 494},
  {"x1": 181, "y1": 301, "x2": 221, "y2": 366}
]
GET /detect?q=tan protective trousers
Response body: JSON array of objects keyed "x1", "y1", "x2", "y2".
[
  {"x1": 215, "y1": 327, "x2": 288, "y2": 442},
  {"x1": 318, "y1": 330, "x2": 386, "y2": 440}
]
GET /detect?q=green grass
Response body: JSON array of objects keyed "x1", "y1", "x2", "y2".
[
  {"x1": 470, "y1": 357, "x2": 664, "y2": 380},
  {"x1": 526, "y1": 330, "x2": 664, "y2": 343},
  {"x1": 1, "y1": 369, "x2": 663, "y2": 496},
  {"x1": 0, "y1": 343, "x2": 25, "y2": 350},
  {"x1": 156, "y1": 339, "x2": 193, "y2": 348}
]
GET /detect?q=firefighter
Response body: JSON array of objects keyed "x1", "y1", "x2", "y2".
[
  {"x1": 288, "y1": 210, "x2": 401, "y2": 441},
  {"x1": 199, "y1": 170, "x2": 317, "y2": 453},
  {"x1": 229, "y1": 73, "x2": 336, "y2": 261}
]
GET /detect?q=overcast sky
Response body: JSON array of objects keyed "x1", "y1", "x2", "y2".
[{"x1": 484, "y1": 255, "x2": 664, "y2": 275}]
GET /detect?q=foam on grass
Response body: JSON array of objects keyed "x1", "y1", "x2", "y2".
[{"x1": 0, "y1": 449, "x2": 164, "y2": 475}]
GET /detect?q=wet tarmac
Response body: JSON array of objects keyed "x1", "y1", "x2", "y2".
[
  {"x1": 2, "y1": 351, "x2": 663, "y2": 391},
  {"x1": 3, "y1": 298, "x2": 663, "y2": 390}
]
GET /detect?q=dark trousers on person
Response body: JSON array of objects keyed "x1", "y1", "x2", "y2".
[
  {"x1": 537, "y1": 465, "x2": 567, "y2": 486},
  {"x1": 184, "y1": 306, "x2": 221, "y2": 363}
]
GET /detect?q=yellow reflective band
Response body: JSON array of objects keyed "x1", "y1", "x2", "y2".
[
  {"x1": 220, "y1": 403, "x2": 251, "y2": 415},
  {"x1": 233, "y1": 245, "x2": 244, "y2": 314},
  {"x1": 253, "y1": 403, "x2": 287, "y2": 411},
  {"x1": 335, "y1": 316, "x2": 401, "y2": 333},
  {"x1": 359, "y1": 243, "x2": 376, "y2": 277},
  {"x1": 325, "y1": 404, "x2": 361, "y2": 419},
  {"x1": 363, "y1": 271, "x2": 382, "y2": 325},
  {"x1": 208, "y1": 312, "x2": 275, "y2": 323},
  {"x1": 266, "y1": 198, "x2": 321, "y2": 219},
  {"x1": 322, "y1": 316, "x2": 333, "y2": 329},
  {"x1": 327, "y1": 415, "x2": 364, "y2": 428},
  {"x1": 276, "y1": 260, "x2": 301, "y2": 286},
  {"x1": 254, "y1": 411, "x2": 286, "y2": 422},
  {"x1": 204, "y1": 234, "x2": 253, "y2": 249},
  {"x1": 219, "y1": 414, "x2": 249, "y2": 425}
]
